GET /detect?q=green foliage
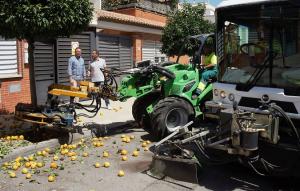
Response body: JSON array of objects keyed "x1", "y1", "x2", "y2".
[
  {"x1": 161, "y1": 3, "x2": 215, "y2": 57},
  {"x1": 0, "y1": 0, "x2": 94, "y2": 40},
  {"x1": 102, "y1": 0, "x2": 178, "y2": 10}
]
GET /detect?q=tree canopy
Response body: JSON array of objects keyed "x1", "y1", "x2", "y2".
[
  {"x1": 0, "y1": 0, "x2": 93, "y2": 41},
  {"x1": 161, "y1": 3, "x2": 215, "y2": 57}
]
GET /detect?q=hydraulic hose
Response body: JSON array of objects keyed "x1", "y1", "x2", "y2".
[{"x1": 152, "y1": 65, "x2": 176, "y2": 79}]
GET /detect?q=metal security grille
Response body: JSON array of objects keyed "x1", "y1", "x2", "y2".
[
  {"x1": 97, "y1": 35, "x2": 133, "y2": 70},
  {"x1": 142, "y1": 40, "x2": 168, "y2": 63},
  {"x1": 34, "y1": 41, "x2": 55, "y2": 105},
  {"x1": 0, "y1": 38, "x2": 17, "y2": 75},
  {"x1": 56, "y1": 33, "x2": 93, "y2": 84}
]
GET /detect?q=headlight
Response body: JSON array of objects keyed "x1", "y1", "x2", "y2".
[
  {"x1": 213, "y1": 89, "x2": 219, "y2": 96},
  {"x1": 228, "y1": 93, "x2": 235, "y2": 101},
  {"x1": 220, "y1": 91, "x2": 226, "y2": 99}
]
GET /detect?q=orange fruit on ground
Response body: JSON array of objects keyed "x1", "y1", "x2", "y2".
[
  {"x1": 25, "y1": 162, "x2": 31, "y2": 168},
  {"x1": 53, "y1": 155, "x2": 59, "y2": 161},
  {"x1": 30, "y1": 162, "x2": 37, "y2": 169},
  {"x1": 48, "y1": 175, "x2": 55, "y2": 182},
  {"x1": 82, "y1": 152, "x2": 88, "y2": 157},
  {"x1": 9, "y1": 172, "x2": 16, "y2": 178},
  {"x1": 50, "y1": 162, "x2": 58, "y2": 169},
  {"x1": 94, "y1": 162, "x2": 100, "y2": 168},
  {"x1": 44, "y1": 148, "x2": 51, "y2": 153},
  {"x1": 103, "y1": 151, "x2": 109, "y2": 158},
  {"x1": 141, "y1": 142, "x2": 147, "y2": 147},
  {"x1": 21, "y1": 168, "x2": 28, "y2": 174},
  {"x1": 144, "y1": 147, "x2": 149, "y2": 151},
  {"x1": 130, "y1": 135, "x2": 135, "y2": 139},
  {"x1": 26, "y1": 173, "x2": 32, "y2": 179},
  {"x1": 19, "y1": 135, "x2": 25, "y2": 140},
  {"x1": 37, "y1": 162, "x2": 43, "y2": 168},
  {"x1": 118, "y1": 170, "x2": 125, "y2": 177},
  {"x1": 146, "y1": 140, "x2": 151, "y2": 144},
  {"x1": 12, "y1": 165, "x2": 19, "y2": 170},
  {"x1": 103, "y1": 162, "x2": 110, "y2": 168},
  {"x1": 71, "y1": 156, "x2": 77, "y2": 161},
  {"x1": 28, "y1": 155, "x2": 34, "y2": 161},
  {"x1": 121, "y1": 156, "x2": 128, "y2": 161},
  {"x1": 132, "y1": 150, "x2": 139, "y2": 157},
  {"x1": 120, "y1": 149, "x2": 128, "y2": 155}
]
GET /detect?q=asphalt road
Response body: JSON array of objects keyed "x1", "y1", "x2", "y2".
[{"x1": 0, "y1": 100, "x2": 298, "y2": 191}]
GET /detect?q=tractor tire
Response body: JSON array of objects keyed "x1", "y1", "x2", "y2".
[
  {"x1": 132, "y1": 92, "x2": 160, "y2": 131},
  {"x1": 151, "y1": 97, "x2": 194, "y2": 140}
]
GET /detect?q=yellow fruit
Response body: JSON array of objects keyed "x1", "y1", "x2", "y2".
[
  {"x1": 130, "y1": 135, "x2": 135, "y2": 139},
  {"x1": 121, "y1": 138, "x2": 127, "y2": 142},
  {"x1": 24, "y1": 162, "x2": 31, "y2": 168},
  {"x1": 26, "y1": 173, "x2": 32, "y2": 179},
  {"x1": 15, "y1": 156, "x2": 23, "y2": 162},
  {"x1": 6, "y1": 136, "x2": 11, "y2": 141},
  {"x1": 146, "y1": 140, "x2": 151, "y2": 144},
  {"x1": 120, "y1": 149, "x2": 128, "y2": 155},
  {"x1": 60, "y1": 145, "x2": 64, "y2": 149},
  {"x1": 142, "y1": 142, "x2": 147, "y2": 147},
  {"x1": 92, "y1": 138, "x2": 98, "y2": 142},
  {"x1": 94, "y1": 162, "x2": 100, "y2": 168},
  {"x1": 50, "y1": 162, "x2": 58, "y2": 169},
  {"x1": 37, "y1": 151, "x2": 42, "y2": 156},
  {"x1": 68, "y1": 145, "x2": 73, "y2": 149},
  {"x1": 80, "y1": 138, "x2": 85, "y2": 143},
  {"x1": 67, "y1": 152, "x2": 73, "y2": 157},
  {"x1": 82, "y1": 152, "x2": 88, "y2": 157},
  {"x1": 71, "y1": 156, "x2": 77, "y2": 161},
  {"x1": 48, "y1": 175, "x2": 55, "y2": 182},
  {"x1": 103, "y1": 162, "x2": 110, "y2": 168},
  {"x1": 125, "y1": 137, "x2": 130, "y2": 143},
  {"x1": 28, "y1": 155, "x2": 34, "y2": 161},
  {"x1": 121, "y1": 156, "x2": 128, "y2": 161},
  {"x1": 53, "y1": 155, "x2": 59, "y2": 161},
  {"x1": 30, "y1": 162, "x2": 37, "y2": 169},
  {"x1": 144, "y1": 147, "x2": 149, "y2": 151},
  {"x1": 21, "y1": 168, "x2": 28, "y2": 174},
  {"x1": 37, "y1": 162, "x2": 43, "y2": 168},
  {"x1": 132, "y1": 150, "x2": 139, "y2": 157},
  {"x1": 42, "y1": 150, "x2": 48, "y2": 157},
  {"x1": 9, "y1": 172, "x2": 16, "y2": 178},
  {"x1": 121, "y1": 135, "x2": 126, "y2": 138},
  {"x1": 103, "y1": 136, "x2": 109, "y2": 140},
  {"x1": 118, "y1": 170, "x2": 125, "y2": 177},
  {"x1": 45, "y1": 148, "x2": 51, "y2": 153},
  {"x1": 96, "y1": 142, "x2": 101, "y2": 147},
  {"x1": 99, "y1": 142, "x2": 104, "y2": 146},
  {"x1": 12, "y1": 164, "x2": 19, "y2": 170},
  {"x1": 16, "y1": 162, "x2": 21, "y2": 167},
  {"x1": 2, "y1": 162, "x2": 9, "y2": 167},
  {"x1": 103, "y1": 151, "x2": 109, "y2": 158},
  {"x1": 98, "y1": 137, "x2": 103, "y2": 141},
  {"x1": 93, "y1": 142, "x2": 97, "y2": 147},
  {"x1": 63, "y1": 144, "x2": 68, "y2": 148}
]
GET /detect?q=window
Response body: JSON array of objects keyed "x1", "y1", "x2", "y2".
[{"x1": 0, "y1": 37, "x2": 18, "y2": 76}]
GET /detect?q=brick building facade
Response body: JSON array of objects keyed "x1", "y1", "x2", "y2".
[{"x1": 0, "y1": 40, "x2": 31, "y2": 113}]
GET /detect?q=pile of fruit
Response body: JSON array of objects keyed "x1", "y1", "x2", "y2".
[
  {"x1": 0, "y1": 134, "x2": 152, "y2": 183},
  {"x1": 0, "y1": 135, "x2": 31, "y2": 159}
]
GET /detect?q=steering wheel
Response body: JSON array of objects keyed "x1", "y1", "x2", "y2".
[
  {"x1": 240, "y1": 43, "x2": 267, "y2": 68},
  {"x1": 240, "y1": 43, "x2": 266, "y2": 56}
]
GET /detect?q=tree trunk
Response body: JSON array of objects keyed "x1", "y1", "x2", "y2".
[{"x1": 28, "y1": 40, "x2": 37, "y2": 108}]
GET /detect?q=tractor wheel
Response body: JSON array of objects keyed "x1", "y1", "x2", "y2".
[
  {"x1": 151, "y1": 97, "x2": 194, "y2": 140},
  {"x1": 132, "y1": 92, "x2": 160, "y2": 130}
]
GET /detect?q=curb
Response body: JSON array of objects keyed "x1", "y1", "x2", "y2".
[{"x1": 0, "y1": 129, "x2": 92, "y2": 164}]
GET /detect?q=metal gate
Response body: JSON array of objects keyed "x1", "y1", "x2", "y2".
[
  {"x1": 56, "y1": 33, "x2": 94, "y2": 84},
  {"x1": 97, "y1": 35, "x2": 133, "y2": 70},
  {"x1": 142, "y1": 40, "x2": 168, "y2": 63},
  {"x1": 34, "y1": 41, "x2": 55, "y2": 105}
]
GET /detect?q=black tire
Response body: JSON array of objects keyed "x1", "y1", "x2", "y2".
[
  {"x1": 132, "y1": 92, "x2": 160, "y2": 130},
  {"x1": 151, "y1": 97, "x2": 194, "y2": 140}
]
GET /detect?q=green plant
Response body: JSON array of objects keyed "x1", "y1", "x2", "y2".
[
  {"x1": 161, "y1": 3, "x2": 215, "y2": 57},
  {"x1": 0, "y1": 0, "x2": 93, "y2": 106}
]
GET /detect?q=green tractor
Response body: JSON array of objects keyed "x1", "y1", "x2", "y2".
[{"x1": 119, "y1": 34, "x2": 215, "y2": 139}]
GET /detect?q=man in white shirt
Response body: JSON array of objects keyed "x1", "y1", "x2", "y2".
[{"x1": 88, "y1": 50, "x2": 111, "y2": 109}]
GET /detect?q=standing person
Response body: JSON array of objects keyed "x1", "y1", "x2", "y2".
[
  {"x1": 68, "y1": 47, "x2": 86, "y2": 87},
  {"x1": 88, "y1": 50, "x2": 111, "y2": 110}
]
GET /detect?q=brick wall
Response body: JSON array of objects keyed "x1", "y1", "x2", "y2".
[
  {"x1": 0, "y1": 40, "x2": 31, "y2": 113},
  {"x1": 114, "y1": 8, "x2": 167, "y2": 23}
]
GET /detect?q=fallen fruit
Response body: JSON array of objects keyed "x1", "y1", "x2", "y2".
[
  {"x1": 71, "y1": 156, "x2": 77, "y2": 161},
  {"x1": 25, "y1": 162, "x2": 31, "y2": 168},
  {"x1": 37, "y1": 162, "x2": 43, "y2": 168},
  {"x1": 121, "y1": 156, "x2": 128, "y2": 161},
  {"x1": 2, "y1": 162, "x2": 9, "y2": 167},
  {"x1": 12, "y1": 164, "x2": 19, "y2": 170},
  {"x1": 50, "y1": 162, "x2": 58, "y2": 169},
  {"x1": 118, "y1": 170, "x2": 125, "y2": 177},
  {"x1": 9, "y1": 172, "x2": 16, "y2": 178},
  {"x1": 120, "y1": 149, "x2": 128, "y2": 155},
  {"x1": 28, "y1": 155, "x2": 34, "y2": 161},
  {"x1": 121, "y1": 138, "x2": 127, "y2": 142},
  {"x1": 53, "y1": 155, "x2": 59, "y2": 161},
  {"x1": 19, "y1": 135, "x2": 24, "y2": 140},
  {"x1": 132, "y1": 150, "x2": 139, "y2": 157},
  {"x1": 94, "y1": 162, "x2": 100, "y2": 168},
  {"x1": 130, "y1": 135, "x2": 135, "y2": 139},
  {"x1": 142, "y1": 142, "x2": 147, "y2": 147},
  {"x1": 48, "y1": 175, "x2": 55, "y2": 182},
  {"x1": 103, "y1": 162, "x2": 110, "y2": 168},
  {"x1": 42, "y1": 150, "x2": 48, "y2": 157},
  {"x1": 121, "y1": 135, "x2": 126, "y2": 138},
  {"x1": 26, "y1": 173, "x2": 32, "y2": 179},
  {"x1": 82, "y1": 152, "x2": 89, "y2": 157},
  {"x1": 37, "y1": 151, "x2": 42, "y2": 156},
  {"x1": 103, "y1": 151, "x2": 109, "y2": 158},
  {"x1": 22, "y1": 168, "x2": 28, "y2": 174},
  {"x1": 30, "y1": 162, "x2": 37, "y2": 169},
  {"x1": 146, "y1": 140, "x2": 151, "y2": 144},
  {"x1": 45, "y1": 148, "x2": 51, "y2": 153},
  {"x1": 144, "y1": 147, "x2": 149, "y2": 151}
]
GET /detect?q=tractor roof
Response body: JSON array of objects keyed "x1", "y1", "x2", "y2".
[{"x1": 217, "y1": 0, "x2": 287, "y2": 9}]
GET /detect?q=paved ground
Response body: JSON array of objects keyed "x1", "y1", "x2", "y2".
[{"x1": 0, "y1": 99, "x2": 298, "y2": 191}]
